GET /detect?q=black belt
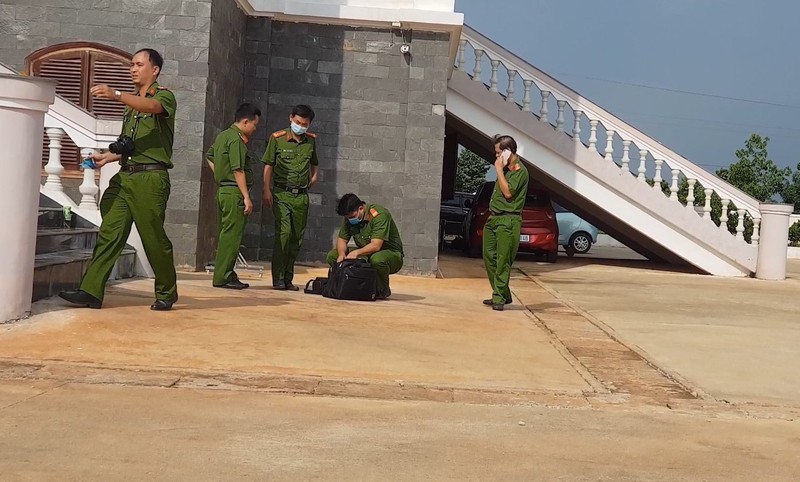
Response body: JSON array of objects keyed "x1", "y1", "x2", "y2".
[
  {"x1": 274, "y1": 184, "x2": 308, "y2": 194},
  {"x1": 490, "y1": 211, "x2": 521, "y2": 216},
  {"x1": 120, "y1": 164, "x2": 167, "y2": 174}
]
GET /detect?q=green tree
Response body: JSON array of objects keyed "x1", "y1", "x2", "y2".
[
  {"x1": 455, "y1": 148, "x2": 489, "y2": 193},
  {"x1": 780, "y1": 162, "x2": 800, "y2": 213},
  {"x1": 715, "y1": 134, "x2": 789, "y2": 202}
]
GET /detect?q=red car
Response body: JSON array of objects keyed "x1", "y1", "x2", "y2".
[{"x1": 463, "y1": 181, "x2": 559, "y2": 262}]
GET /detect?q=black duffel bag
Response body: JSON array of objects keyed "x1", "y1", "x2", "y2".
[
  {"x1": 304, "y1": 277, "x2": 328, "y2": 295},
  {"x1": 322, "y1": 259, "x2": 377, "y2": 301}
]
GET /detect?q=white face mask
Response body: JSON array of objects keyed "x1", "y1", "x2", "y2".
[{"x1": 290, "y1": 122, "x2": 308, "y2": 135}]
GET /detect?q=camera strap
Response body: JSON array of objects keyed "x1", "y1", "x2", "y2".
[{"x1": 120, "y1": 110, "x2": 144, "y2": 168}]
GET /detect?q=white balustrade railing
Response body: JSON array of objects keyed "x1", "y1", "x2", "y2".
[{"x1": 456, "y1": 26, "x2": 763, "y2": 246}]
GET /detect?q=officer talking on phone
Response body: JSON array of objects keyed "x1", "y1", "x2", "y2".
[
  {"x1": 482, "y1": 135, "x2": 529, "y2": 311},
  {"x1": 59, "y1": 48, "x2": 179, "y2": 311}
]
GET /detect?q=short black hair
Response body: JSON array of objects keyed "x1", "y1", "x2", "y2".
[
  {"x1": 135, "y1": 48, "x2": 164, "y2": 72},
  {"x1": 291, "y1": 104, "x2": 315, "y2": 122},
  {"x1": 336, "y1": 193, "x2": 363, "y2": 216},
  {"x1": 234, "y1": 103, "x2": 261, "y2": 122},
  {"x1": 494, "y1": 134, "x2": 517, "y2": 154}
]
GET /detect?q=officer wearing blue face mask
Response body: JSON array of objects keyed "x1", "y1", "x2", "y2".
[
  {"x1": 326, "y1": 193, "x2": 404, "y2": 300},
  {"x1": 262, "y1": 104, "x2": 320, "y2": 291}
]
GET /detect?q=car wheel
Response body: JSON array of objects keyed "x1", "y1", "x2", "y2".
[
  {"x1": 569, "y1": 231, "x2": 592, "y2": 254},
  {"x1": 546, "y1": 250, "x2": 558, "y2": 263}
]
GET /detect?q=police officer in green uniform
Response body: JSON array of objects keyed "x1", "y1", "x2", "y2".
[
  {"x1": 262, "y1": 104, "x2": 319, "y2": 291},
  {"x1": 59, "y1": 48, "x2": 179, "y2": 311},
  {"x1": 206, "y1": 104, "x2": 261, "y2": 289},
  {"x1": 326, "y1": 193, "x2": 404, "y2": 299},
  {"x1": 483, "y1": 135, "x2": 529, "y2": 311}
]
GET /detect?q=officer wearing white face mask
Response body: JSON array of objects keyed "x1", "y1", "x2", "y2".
[{"x1": 261, "y1": 104, "x2": 320, "y2": 291}]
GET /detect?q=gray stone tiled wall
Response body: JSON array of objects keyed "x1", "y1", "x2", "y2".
[
  {"x1": 244, "y1": 21, "x2": 449, "y2": 275},
  {"x1": 0, "y1": 0, "x2": 215, "y2": 269}
]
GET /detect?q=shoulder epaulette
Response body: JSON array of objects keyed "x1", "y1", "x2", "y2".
[
  {"x1": 157, "y1": 86, "x2": 170, "y2": 90},
  {"x1": 369, "y1": 207, "x2": 380, "y2": 218},
  {"x1": 272, "y1": 130, "x2": 286, "y2": 138}
]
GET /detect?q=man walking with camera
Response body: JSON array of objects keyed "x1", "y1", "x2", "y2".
[{"x1": 60, "y1": 48, "x2": 178, "y2": 311}]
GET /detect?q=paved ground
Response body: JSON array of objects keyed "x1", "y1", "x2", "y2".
[
  {"x1": 2, "y1": 250, "x2": 799, "y2": 479},
  {"x1": 2, "y1": 380, "x2": 799, "y2": 481}
]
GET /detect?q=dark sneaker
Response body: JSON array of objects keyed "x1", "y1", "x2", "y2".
[
  {"x1": 483, "y1": 298, "x2": 512, "y2": 306},
  {"x1": 376, "y1": 288, "x2": 392, "y2": 300},
  {"x1": 151, "y1": 297, "x2": 177, "y2": 311},
  {"x1": 273, "y1": 280, "x2": 287, "y2": 290},
  {"x1": 59, "y1": 290, "x2": 102, "y2": 309},
  {"x1": 284, "y1": 283, "x2": 300, "y2": 292},
  {"x1": 492, "y1": 303, "x2": 504, "y2": 311},
  {"x1": 214, "y1": 280, "x2": 249, "y2": 290}
]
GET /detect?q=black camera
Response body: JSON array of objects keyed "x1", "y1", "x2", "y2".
[{"x1": 108, "y1": 135, "x2": 135, "y2": 156}]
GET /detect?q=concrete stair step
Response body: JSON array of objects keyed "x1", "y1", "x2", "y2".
[
  {"x1": 36, "y1": 227, "x2": 98, "y2": 255},
  {"x1": 33, "y1": 248, "x2": 136, "y2": 302}
]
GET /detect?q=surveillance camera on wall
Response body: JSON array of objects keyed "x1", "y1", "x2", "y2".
[{"x1": 400, "y1": 44, "x2": 411, "y2": 55}]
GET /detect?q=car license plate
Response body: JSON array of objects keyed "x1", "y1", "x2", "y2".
[{"x1": 519, "y1": 235, "x2": 530, "y2": 242}]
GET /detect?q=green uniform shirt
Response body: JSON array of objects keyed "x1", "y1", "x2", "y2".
[
  {"x1": 338, "y1": 204, "x2": 404, "y2": 255},
  {"x1": 261, "y1": 128, "x2": 319, "y2": 188},
  {"x1": 489, "y1": 161, "x2": 529, "y2": 214},
  {"x1": 120, "y1": 81, "x2": 176, "y2": 168},
  {"x1": 206, "y1": 124, "x2": 254, "y2": 188}
]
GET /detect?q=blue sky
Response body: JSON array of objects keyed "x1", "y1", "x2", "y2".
[{"x1": 455, "y1": 0, "x2": 800, "y2": 172}]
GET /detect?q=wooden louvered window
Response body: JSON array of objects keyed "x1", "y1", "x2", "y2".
[{"x1": 26, "y1": 43, "x2": 132, "y2": 174}]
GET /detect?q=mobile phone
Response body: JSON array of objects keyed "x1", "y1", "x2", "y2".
[{"x1": 501, "y1": 149, "x2": 512, "y2": 165}]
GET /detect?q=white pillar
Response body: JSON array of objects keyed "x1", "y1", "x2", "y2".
[
  {"x1": 0, "y1": 74, "x2": 56, "y2": 322},
  {"x1": 78, "y1": 148, "x2": 99, "y2": 210},
  {"x1": 755, "y1": 203, "x2": 794, "y2": 280},
  {"x1": 43, "y1": 127, "x2": 65, "y2": 192}
]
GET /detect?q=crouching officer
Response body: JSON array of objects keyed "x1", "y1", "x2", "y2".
[
  {"x1": 262, "y1": 104, "x2": 319, "y2": 291},
  {"x1": 326, "y1": 193, "x2": 403, "y2": 299},
  {"x1": 483, "y1": 135, "x2": 529, "y2": 311},
  {"x1": 206, "y1": 103, "x2": 261, "y2": 289},
  {"x1": 59, "y1": 48, "x2": 178, "y2": 311}
]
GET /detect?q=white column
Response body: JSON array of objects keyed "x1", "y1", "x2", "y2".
[
  {"x1": 669, "y1": 169, "x2": 680, "y2": 201},
  {"x1": 703, "y1": 188, "x2": 713, "y2": 219},
  {"x1": 78, "y1": 148, "x2": 99, "y2": 210},
  {"x1": 686, "y1": 179, "x2": 696, "y2": 210},
  {"x1": 456, "y1": 39, "x2": 466, "y2": 70},
  {"x1": 506, "y1": 70, "x2": 517, "y2": 103},
  {"x1": 588, "y1": 120, "x2": 599, "y2": 152},
  {"x1": 521, "y1": 79, "x2": 533, "y2": 112},
  {"x1": 653, "y1": 159, "x2": 664, "y2": 189},
  {"x1": 572, "y1": 110, "x2": 582, "y2": 143},
  {"x1": 489, "y1": 59, "x2": 500, "y2": 92},
  {"x1": 539, "y1": 90, "x2": 550, "y2": 123},
  {"x1": 620, "y1": 140, "x2": 630, "y2": 171},
  {"x1": 752, "y1": 217, "x2": 761, "y2": 246},
  {"x1": 756, "y1": 203, "x2": 794, "y2": 280},
  {"x1": 637, "y1": 149, "x2": 648, "y2": 182},
  {"x1": 719, "y1": 199, "x2": 730, "y2": 232},
  {"x1": 472, "y1": 49, "x2": 484, "y2": 82},
  {"x1": 603, "y1": 130, "x2": 615, "y2": 162},
  {"x1": 0, "y1": 74, "x2": 56, "y2": 322},
  {"x1": 43, "y1": 127, "x2": 65, "y2": 192},
  {"x1": 735, "y1": 209, "x2": 746, "y2": 239},
  {"x1": 555, "y1": 100, "x2": 566, "y2": 132}
]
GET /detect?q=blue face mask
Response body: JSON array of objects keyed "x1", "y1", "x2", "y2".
[
  {"x1": 348, "y1": 210, "x2": 363, "y2": 225},
  {"x1": 290, "y1": 121, "x2": 307, "y2": 135}
]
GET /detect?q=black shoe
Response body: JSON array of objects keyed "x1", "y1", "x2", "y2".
[
  {"x1": 376, "y1": 288, "x2": 392, "y2": 300},
  {"x1": 284, "y1": 283, "x2": 300, "y2": 292},
  {"x1": 492, "y1": 303, "x2": 504, "y2": 311},
  {"x1": 151, "y1": 297, "x2": 177, "y2": 311},
  {"x1": 59, "y1": 290, "x2": 102, "y2": 309},
  {"x1": 214, "y1": 280, "x2": 249, "y2": 290},
  {"x1": 273, "y1": 280, "x2": 287, "y2": 290},
  {"x1": 483, "y1": 298, "x2": 512, "y2": 306}
]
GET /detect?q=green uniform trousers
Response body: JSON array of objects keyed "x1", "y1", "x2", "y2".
[
  {"x1": 80, "y1": 170, "x2": 177, "y2": 302},
  {"x1": 483, "y1": 214, "x2": 521, "y2": 305},
  {"x1": 272, "y1": 189, "x2": 309, "y2": 285},
  {"x1": 326, "y1": 248, "x2": 403, "y2": 297},
  {"x1": 213, "y1": 186, "x2": 246, "y2": 286}
]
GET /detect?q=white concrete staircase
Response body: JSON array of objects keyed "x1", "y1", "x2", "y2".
[{"x1": 446, "y1": 26, "x2": 761, "y2": 276}]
